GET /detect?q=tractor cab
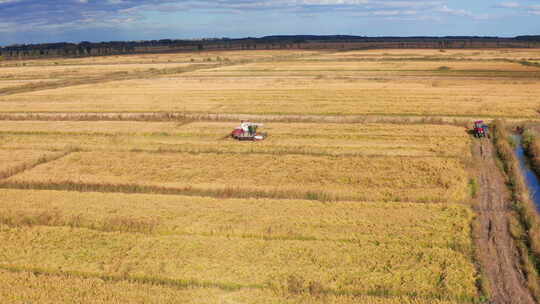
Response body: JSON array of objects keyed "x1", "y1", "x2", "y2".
[
  {"x1": 231, "y1": 121, "x2": 267, "y2": 141},
  {"x1": 473, "y1": 120, "x2": 489, "y2": 138}
]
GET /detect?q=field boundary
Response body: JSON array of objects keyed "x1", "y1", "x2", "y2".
[
  {"x1": 0, "y1": 112, "x2": 538, "y2": 124},
  {"x1": 0, "y1": 180, "x2": 450, "y2": 204}
]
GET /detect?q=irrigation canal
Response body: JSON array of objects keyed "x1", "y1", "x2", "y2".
[{"x1": 513, "y1": 135, "x2": 540, "y2": 210}]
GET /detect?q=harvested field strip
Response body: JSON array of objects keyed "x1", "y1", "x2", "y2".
[
  {"x1": 0, "y1": 63, "x2": 224, "y2": 96},
  {"x1": 4, "y1": 151, "x2": 470, "y2": 203},
  {"x1": 4, "y1": 77, "x2": 538, "y2": 117},
  {"x1": 0, "y1": 51, "x2": 321, "y2": 97},
  {"x1": 210, "y1": 60, "x2": 536, "y2": 71},
  {"x1": 0, "y1": 190, "x2": 474, "y2": 250},
  {"x1": 0, "y1": 225, "x2": 478, "y2": 301},
  {"x1": 0, "y1": 268, "x2": 465, "y2": 304}
]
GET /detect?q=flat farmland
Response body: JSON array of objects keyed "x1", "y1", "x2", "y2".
[
  {"x1": 0, "y1": 149, "x2": 66, "y2": 179},
  {"x1": 0, "y1": 121, "x2": 470, "y2": 157},
  {"x1": 0, "y1": 272, "x2": 462, "y2": 304},
  {"x1": 2, "y1": 50, "x2": 538, "y2": 116},
  {"x1": 0, "y1": 121, "x2": 470, "y2": 203},
  {"x1": 0, "y1": 191, "x2": 476, "y2": 301},
  {"x1": 0, "y1": 50, "x2": 318, "y2": 93},
  {"x1": 2, "y1": 48, "x2": 534, "y2": 303},
  {"x1": 0, "y1": 190, "x2": 473, "y2": 244},
  {"x1": 3, "y1": 151, "x2": 468, "y2": 202},
  {"x1": 308, "y1": 48, "x2": 540, "y2": 61}
]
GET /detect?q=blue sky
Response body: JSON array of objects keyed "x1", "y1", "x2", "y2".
[{"x1": 0, "y1": 0, "x2": 539, "y2": 46}]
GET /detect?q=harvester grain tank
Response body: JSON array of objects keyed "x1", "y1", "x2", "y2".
[{"x1": 231, "y1": 121, "x2": 267, "y2": 141}]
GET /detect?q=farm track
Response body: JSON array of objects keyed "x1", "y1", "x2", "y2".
[{"x1": 474, "y1": 140, "x2": 535, "y2": 304}]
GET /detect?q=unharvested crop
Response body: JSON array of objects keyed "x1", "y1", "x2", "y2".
[
  {"x1": 0, "y1": 224, "x2": 477, "y2": 301},
  {"x1": 0, "y1": 269, "x2": 463, "y2": 304},
  {"x1": 0, "y1": 189, "x2": 474, "y2": 248},
  {"x1": 4, "y1": 151, "x2": 470, "y2": 202},
  {"x1": 0, "y1": 121, "x2": 471, "y2": 157}
]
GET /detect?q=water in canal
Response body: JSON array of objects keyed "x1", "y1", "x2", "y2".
[{"x1": 513, "y1": 135, "x2": 540, "y2": 211}]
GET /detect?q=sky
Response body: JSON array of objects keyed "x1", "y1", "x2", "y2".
[{"x1": 0, "y1": 0, "x2": 539, "y2": 46}]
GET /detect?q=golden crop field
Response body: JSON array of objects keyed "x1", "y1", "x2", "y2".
[
  {"x1": 0, "y1": 50, "x2": 319, "y2": 92},
  {"x1": 0, "y1": 121, "x2": 470, "y2": 157},
  {"x1": 0, "y1": 189, "x2": 474, "y2": 245},
  {"x1": 0, "y1": 190, "x2": 477, "y2": 300},
  {"x1": 0, "y1": 62, "x2": 194, "y2": 80},
  {"x1": 0, "y1": 271, "x2": 464, "y2": 304},
  {"x1": 4, "y1": 48, "x2": 534, "y2": 303},
  {"x1": 308, "y1": 48, "x2": 540, "y2": 60},
  {"x1": 0, "y1": 149, "x2": 65, "y2": 179},
  {"x1": 1, "y1": 49, "x2": 538, "y2": 116},
  {"x1": 4, "y1": 150, "x2": 469, "y2": 202}
]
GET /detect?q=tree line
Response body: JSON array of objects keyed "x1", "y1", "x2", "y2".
[{"x1": 1, "y1": 35, "x2": 539, "y2": 60}]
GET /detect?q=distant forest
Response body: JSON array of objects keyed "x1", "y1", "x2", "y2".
[{"x1": 2, "y1": 35, "x2": 540, "y2": 59}]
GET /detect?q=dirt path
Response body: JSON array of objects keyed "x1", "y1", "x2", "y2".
[{"x1": 474, "y1": 140, "x2": 535, "y2": 304}]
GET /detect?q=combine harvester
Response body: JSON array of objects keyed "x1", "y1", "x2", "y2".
[
  {"x1": 231, "y1": 121, "x2": 267, "y2": 141},
  {"x1": 473, "y1": 120, "x2": 490, "y2": 138}
]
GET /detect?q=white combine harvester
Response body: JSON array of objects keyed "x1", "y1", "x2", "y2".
[{"x1": 230, "y1": 121, "x2": 267, "y2": 141}]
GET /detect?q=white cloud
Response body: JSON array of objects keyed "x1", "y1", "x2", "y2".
[{"x1": 496, "y1": 2, "x2": 521, "y2": 8}]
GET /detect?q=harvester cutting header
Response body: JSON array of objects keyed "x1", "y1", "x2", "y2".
[{"x1": 231, "y1": 121, "x2": 267, "y2": 141}]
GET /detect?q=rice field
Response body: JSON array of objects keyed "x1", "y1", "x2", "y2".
[
  {"x1": 1, "y1": 53, "x2": 538, "y2": 116},
  {"x1": 0, "y1": 149, "x2": 65, "y2": 179},
  {"x1": 0, "y1": 121, "x2": 470, "y2": 157},
  {"x1": 0, "y1": 191, "x2": 477, "y2": 301},
  {"x1": 3, "y1": 150, "x2": 469, "y2": 202},
  {"x1": 0, "y1": 270, "x2": 463, "y2": 304},
  {"x1": 0, "y1": 189, "x2": 474, "y2": 245},
  {"x1": 2, "y1": 48, "x2": 532, "y2": 303}
]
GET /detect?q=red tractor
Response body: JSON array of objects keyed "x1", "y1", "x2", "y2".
[
  {"x1": 231, "y1": 121, "x2": 267, "y2": 141},
  {"x1": 473, "y1": 120, "x2": 489, "y2": 138}
]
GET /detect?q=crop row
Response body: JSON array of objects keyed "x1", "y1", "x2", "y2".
[
  {"x1": 0, "y1": 189, "x2": 474, "y2": 251},
  {"x1": 0, "y1": 224, "x2": 477, "y2": 301},
  {"x1": 2, "y1": 151, "x2": 470, "y2": 203}
]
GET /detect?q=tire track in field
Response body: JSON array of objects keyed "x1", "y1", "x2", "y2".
[{"x1": 0, "y1": 150, "x2": 73, "y2": 181}]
